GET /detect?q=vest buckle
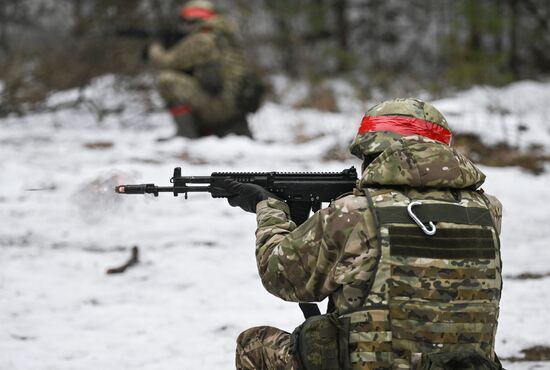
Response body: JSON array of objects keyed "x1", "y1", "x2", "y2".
[{"x1": 407, "y1": 201, "x2": 437, "y2": 235}]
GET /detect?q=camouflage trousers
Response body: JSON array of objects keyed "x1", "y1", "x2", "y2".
[
  {"x1": 157, "y1": 70, "x2": 240, "y2": 125},
  {"x1": 236, "y1": 326, "x2": 299, "y2": 370}
]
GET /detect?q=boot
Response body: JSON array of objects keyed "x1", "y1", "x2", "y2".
[
  {"x1": 207, "y1": 114, "x2": 252, "y2": 138},
  {"x1": 174, "y1": 111, "x2": 199, "y2": 138},
  {"x1": 157, "y1": 104, "x2": 199, "y2": 141},
  {"x1": 229, "y1": 114, "x2": 252, "y2": 138}
]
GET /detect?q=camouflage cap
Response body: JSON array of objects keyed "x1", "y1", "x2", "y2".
[
  {"x1": 181, "y1": 0, "x2": 216, "y2": 20},
  {"x1": 349, "y1": 98, "x2": 451, "y2": 161}
]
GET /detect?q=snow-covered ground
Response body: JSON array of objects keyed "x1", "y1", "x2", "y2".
[{"x1": 1, "y1": 77, "x2": 549, "y2": 369}]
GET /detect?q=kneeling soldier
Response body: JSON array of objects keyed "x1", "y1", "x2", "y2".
[
  {"x1": 226, "y1": 98, "x2": 503, "y2": 370},
  {"x1": 149, "y1": 0, "x2": 257, "y2": 139}
]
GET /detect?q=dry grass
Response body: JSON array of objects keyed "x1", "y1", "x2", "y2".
[
  {"x1": 295, "y1": 85, "x2": 339, "y2": 112},
  {"x1": 453, "y1": 133, "x2": 548, "y2": 175},
  {"x1": 322, "y1": 142, "x2": 354, "y2": 162},
  {"x1": 84, "y1": 141, "x2": 114, "y2": 150},
  {"x1": 505, "y1": 346, "x2": 550, "y2": 362}
]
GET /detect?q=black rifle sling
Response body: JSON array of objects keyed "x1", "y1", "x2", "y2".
[
  {"x1": 290, "y1": 201, "x2": 322, "y2": 319},
  {"x1": 299, "y1": 303, "x2": 322, "y2": 318}
]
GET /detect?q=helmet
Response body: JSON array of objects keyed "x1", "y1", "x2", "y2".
[
  {"x1": 349, "y1": 98, "x2": 452, "y2": 161},
  {"x1": 180, "y1": 0, "x2": 216, "y2": 20}
]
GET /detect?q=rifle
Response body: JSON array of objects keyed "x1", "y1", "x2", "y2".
[
  {"x1": 115, "y1": 27, "x2": 187, "y2": 49},
  {"x1": 115, "y1": 166, "x2": 358, "y2": 225},
  {"x1": 116, "y1": 166, "x2": 358, "y2": 318}
]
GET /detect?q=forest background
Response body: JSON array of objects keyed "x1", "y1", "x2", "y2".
[{"x1": 1, "y1": 0, "x2": 550, "y2": 115}]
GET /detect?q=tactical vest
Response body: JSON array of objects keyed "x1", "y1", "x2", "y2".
[{"x1": 339, "y1": 188, "x2": 502, "y2": 370}]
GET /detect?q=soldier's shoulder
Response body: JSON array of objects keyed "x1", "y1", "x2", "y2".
[
  {"x1": 177, "y1": 30, "x2": 216, "y2": 45},
  {"x1": 332, "y1": 193, "x2": 369, "y2": 213},
  {"x1": 483, "y1": 192, "x2": 502, "y2": 210},
  {"x1": 207, "y1": 16, "x2": 237, "y2": 34},
  {"x1": 482, "y1": 191, "x2": 503, "y2": 231}
]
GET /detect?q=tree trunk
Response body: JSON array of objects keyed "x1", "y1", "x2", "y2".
[
  {"x1": 508, "y1": 0, "x2": 519, "y2": 78},
  {"x1": 333, "y1": 0, "x2": 350, "y2": 72},
  {"x1": 466, "y1": 0, "x2": 482, "y2": 52}
]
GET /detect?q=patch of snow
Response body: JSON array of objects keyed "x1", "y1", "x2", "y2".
[
  {"x1": 1, "y1": 78, "x2": 549, "y2": 369},
  {"x1": 434, "y1": 81, "x2": 550, "y2": 151}
]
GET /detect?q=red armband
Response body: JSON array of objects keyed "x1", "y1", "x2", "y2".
[{"x1": 358, "y1": 115, "x2": 452, "y2": 145}]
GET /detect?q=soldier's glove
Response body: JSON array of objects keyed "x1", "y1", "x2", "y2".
[{"x1": 224, "y1": 179, "x2": 281, "y2": 213}]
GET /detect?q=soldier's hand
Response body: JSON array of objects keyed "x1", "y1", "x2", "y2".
[
  {"x1": 148, "y1": 42, "x2": 164, "y2": 61},
  {"x1": 224, "y1": 180, "x2": 280, "y2": 213}
]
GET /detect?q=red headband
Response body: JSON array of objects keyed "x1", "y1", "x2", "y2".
[
  {"x1": 358, "y1": 115, "x2": 452, "y2": 145},
  {"x1": 180, "y1": 7, "x2": 215, "y2": 20}
]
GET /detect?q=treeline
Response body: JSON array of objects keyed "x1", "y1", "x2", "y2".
[{"x1": 1, "y1": 0, "x2": 549, "y2": 112}]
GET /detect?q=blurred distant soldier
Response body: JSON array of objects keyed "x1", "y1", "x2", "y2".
[
  {"x1": 148, "y1": 0, "x2": 262, "y2": 140},
  {"x1": 225, "y1": 99, "x2": 504, "y2": 370}
]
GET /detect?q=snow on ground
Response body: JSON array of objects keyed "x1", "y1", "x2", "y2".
[
  {"x1": 1, "y1": 76, "x2": 549, "y2": 369},
  {"x1": 435, "y1": 80, "x2": 550, "y2": 150}
]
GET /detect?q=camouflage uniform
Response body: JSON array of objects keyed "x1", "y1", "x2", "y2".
[
  {"x1": 236, "y1": 326, "x2": 298, "y2": 370},
  {"x1": 149, "y1": 11, "x2": 250, "y2": 137},
  {"x1": 236, "y1": 99, "x2": 503, "y2": 370}
]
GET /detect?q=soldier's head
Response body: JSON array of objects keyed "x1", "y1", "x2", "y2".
[
  {"x1": 349, "y1": 98, "x2": 452, "y2": 164},
  {"x1": 180, "y1": 0, "x2": 216, "y2": 21}
]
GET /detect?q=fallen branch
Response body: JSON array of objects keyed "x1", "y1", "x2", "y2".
[{"x1": 106, "y1": 246, "x2": 139, "y2": 275}]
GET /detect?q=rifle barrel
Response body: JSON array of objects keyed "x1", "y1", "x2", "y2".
[
  {"x1": 115, "y1": 184, "x2": 212, "y2": 196},
  {"x1": 115, "y1": 184, "x2": 150, "y2": 194}
]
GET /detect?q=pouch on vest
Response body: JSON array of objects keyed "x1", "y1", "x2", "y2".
[
  {"x1": 237, "y1": 72, "x2": 265, "y2": 114},
  {"x1": 291, "y1": 313, "x2": 351, "y2": 370},
  {"x1": 194, "y1": 61, "x2": 223, "y2": 95},
  {"x1": 420, "y1": 350, "x2": 503, "y2": 370}
]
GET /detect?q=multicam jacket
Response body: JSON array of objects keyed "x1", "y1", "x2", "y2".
[
  {"x1": 150, "y1": 16, "x2": 246, "y2": 101},
  {"x1": 255, "y1": 135, "x2": 502, "y2": 369}
]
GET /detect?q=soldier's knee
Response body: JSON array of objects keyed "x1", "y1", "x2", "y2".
[
  {"x1": 157, "y1": 72, "x2": 198, "y2": 104},
  {"x1": 236, "y1": 326, "x2": 293, "y2": 370},
  {"x1": 159, "y1": 71, "x2": 194, "y2": 87},
  {"x1": 237, "y1": 326, "x2": 282, "y2": 349},
  {"x1": 158, "y1": 71, "x2": 177, "y2": 91},
  {"x1": 237, "y1": 326, "x2": 263, "y2": 348}
]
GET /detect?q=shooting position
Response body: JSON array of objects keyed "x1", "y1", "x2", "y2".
[
  {"x1": 116, "y1": 98, "x2": 504, "y2": 370},
  {"x1": 131, "y1": 0, "x2": 263, "y2": 140}
]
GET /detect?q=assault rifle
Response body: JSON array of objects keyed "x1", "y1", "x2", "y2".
[
  {"x1": 115, "y1": 27, "x2": 187, "y2": 49},
  {"x1": 115, "y1": 166, "x2": 358, "y2": 225},
  {"x1": 115, "y1": 166, "x2": 358, "y2": 318}
]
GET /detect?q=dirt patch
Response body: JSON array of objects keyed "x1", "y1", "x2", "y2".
[
  {"x1": 506, "y1": 272, "x2": 550, "y2": 280},
  {"x1": 295, "y1": 86, "x2": 339, "y2": 113},
  {"x1": 295, "y1": 132, "x2": 325, "y2": 144},
  {"x1": 291, "y1": 121, "x2": 326, "y2": 144},
  {"x1": 453, "y1": 133, "x2": 548, "y2": 175},
  {"x1": 176, "y1": 151, "x2": 209, "y2": 165},
  {"x1": 322, "y1": 143, "x2": 355, "y2": 161},
  {"x1": 505, "y1": 346, "x2": 550, "y2": 362},
  {"x1": 84, "y1": 141, "x2": 114, "y2": 150},
  {"x1": 129, "y1": 157, "x2": 164, "y2": 165}
]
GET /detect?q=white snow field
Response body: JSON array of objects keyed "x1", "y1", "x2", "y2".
[{"x1": 1, "y1": 77, "x2": 549, "y2": 369}]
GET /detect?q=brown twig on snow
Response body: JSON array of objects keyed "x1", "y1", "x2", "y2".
[{"x1": 106, "y1": 246, "x2": 139, "y2": 275}]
